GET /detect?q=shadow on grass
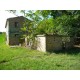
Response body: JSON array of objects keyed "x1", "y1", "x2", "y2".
[
  {"x1": 49, "y1": 47, "x2": 80, "y2": 55},
  {"x1": 0, "y1": 60, "x2": 9, "y2": 64}
]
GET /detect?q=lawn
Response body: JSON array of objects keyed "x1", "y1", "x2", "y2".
[{"x1": 0, "y1": 33, "x2": 80, "y2": 70}]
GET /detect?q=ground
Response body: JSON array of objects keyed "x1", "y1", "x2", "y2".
[{"x1": 0, "y1": 33, "x2": 80, "y2": 70}]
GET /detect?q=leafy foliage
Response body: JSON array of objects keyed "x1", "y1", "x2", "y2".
[
  {"x1": 8, "y1": 10, "x2": 80, "y2": 37},
  {"x1": 38, "y1": 10, "x2": 80, "y2": 36},
  {"x1": 36, "y1": 18, "x2": 55, "y2": 34}
]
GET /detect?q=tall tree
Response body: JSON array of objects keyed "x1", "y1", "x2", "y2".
[{"x1": 38, "y1": 10, "x2": 80, "y2": 36}]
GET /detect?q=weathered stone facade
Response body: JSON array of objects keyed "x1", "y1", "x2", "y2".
[
  {"x1": 5, "y1": 16, "x2": 26, "y2": 45},
  {"x1": 36, "y1": 35, "x2": 74, "y2": 52},
  {"x1": 62, "y1": 37, "x2": 74, "y2": 49},
  {"x1": 46, "y1": 35, "x2": 62, "y2": 51},
  {"x1": 36, "y1": 34, "x2": 62, "y2": 52}
]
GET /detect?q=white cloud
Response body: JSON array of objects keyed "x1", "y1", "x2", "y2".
[{"x1": 0, "y1": 10, "x2": 16, "y2": 32}]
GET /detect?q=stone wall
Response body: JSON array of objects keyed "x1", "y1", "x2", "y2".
[
  {"x1": 46, "y1": 35, "x2": 62, "y2": 51},
  {"x1": 9, "y1": 37, "x2": 19, "y2": 45},
  {"x1": 64, "y1": 37, "x2": 74, "y2": 49},
  {"x1": 36, "y1": 35, "x2": 62, "y2": 52},
  {"x1": 36, "y1": 35, "x2": 74, "y2": 52}
]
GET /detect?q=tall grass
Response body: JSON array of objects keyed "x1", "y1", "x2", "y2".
[{"x1": 0, "y1": 33, "x2": 80, "y2": 70}]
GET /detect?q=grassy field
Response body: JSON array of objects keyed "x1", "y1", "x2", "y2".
[{"x1": 0, "y1": 33, "x2": 80, "y2": 70}]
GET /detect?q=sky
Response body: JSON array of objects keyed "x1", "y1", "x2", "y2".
[
  {"x1": 0, "y1": 11, "x2": 17, "y2": 32},
  {"x1": 0, "y1": 10, "x2": 30, "y2": 32}
]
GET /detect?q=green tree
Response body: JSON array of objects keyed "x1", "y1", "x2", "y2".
[
  {"x1": 52, "y1": 10, "x2": 80, "y2": 36},
  {"x1": 36, "y1": 18, "x2": 56, "y2": 34},
  {"x1": 8, "y1": 10, "x2": 80, "y2": 37},
  {"x1": 38, "y1": 10, "x2": 80, "y2": 36}
]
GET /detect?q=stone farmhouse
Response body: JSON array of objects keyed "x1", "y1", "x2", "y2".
[{"x1": 5, "y1": 16, "x2": 27, "y2": 45}]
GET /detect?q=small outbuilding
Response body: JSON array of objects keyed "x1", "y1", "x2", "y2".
[
  {"x1": 36, "y1": 34, "x2": 62, "y2": 52},
  {"x1": 35, "y1": 34, "x2": 74, "y2": 52}
]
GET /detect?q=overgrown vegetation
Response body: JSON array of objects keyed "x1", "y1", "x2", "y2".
[
  {"x1": 0, "y1": 33, "x2": 80, "y2": 70},
  {"x1": 7, "y1": 10, "x2": 80, "y2": 47}
]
